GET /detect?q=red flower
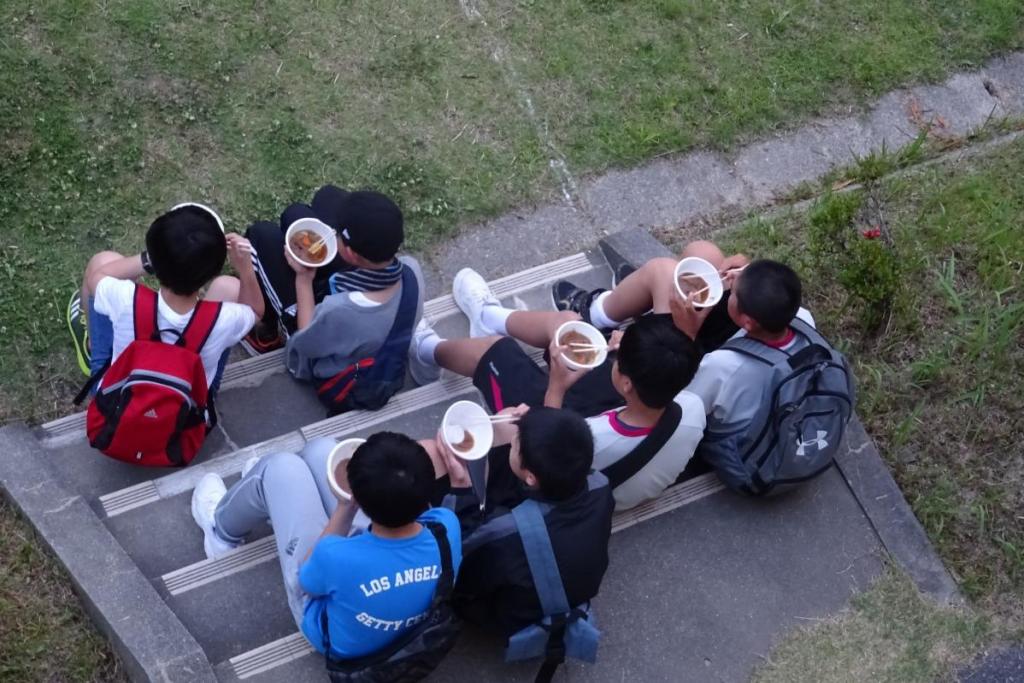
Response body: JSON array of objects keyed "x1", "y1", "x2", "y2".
[{"x1": 861, "y1": 227, "x2": 882, "y2": 239}]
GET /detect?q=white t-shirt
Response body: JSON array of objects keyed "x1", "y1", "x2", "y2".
[
  {"x1": 686, "y1": 308, "x2": 816, "y2": 436},
  {"x1": 588, "y1": 390, "x2": 706, "y2": 510},
  {"x1": 93, "y1": 277, "x2": 256, "y2": 387}
]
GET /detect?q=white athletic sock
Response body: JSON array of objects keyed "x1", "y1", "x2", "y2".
[
  {"x1": 589, "y1": 291, "x2": 621, "y2": 329},
  {"x1": 417, "y1": 331, "x2": 444, "y2": 365},
  {"x1": 480, "y1": 304, "x2": 515, "y2": 336}
]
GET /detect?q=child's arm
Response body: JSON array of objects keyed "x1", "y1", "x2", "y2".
[
  {"x1": 302, "y1": 500, "x2": 359, "y2": 565},
  {"x1": 226, "y1": 234, "x2": 264, "y2": 319},
  {"x1": 86, "y1": 254, "x2": 145, "y2": 293},
  {"x1": 544, "y1": 338, "x2": 590, "y2": 408},
  {"x1": 284, "y1": 247, "x2": 317, "y2": 330},
  {"x1": 295, "y1": 275, "x2": 316, "y2": 330}
]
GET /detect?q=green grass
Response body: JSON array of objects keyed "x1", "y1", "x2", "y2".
[
  {"x1": 1, "y1": 0, "x2": 1022, "y2": 424},
  {"x1": 0, "y1": 500, "x2": 124, "y2": 682},
  {"x1": 1, "y1": 3, "x2": 1023, "y2": 680},
  {"x1": 493, "y1": 0, "x2": 1024, "y2": 167},
  {"x1": 663, "y1": 136, "x2": 1024, "y2": 646},
  {"x1": 752, "y1": 569, "x2": 993, "y2": 683}
]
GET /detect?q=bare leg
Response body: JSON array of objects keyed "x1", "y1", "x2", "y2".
[
  {"x1": 81, "y1": 251, "x2": 125, "y2": 318},
  {"x1": 434, "y1": 336, "x2": 502, "y2": 378},
  {"x1": 601, "y1": 256, "x2": 676, "y2": 318},
  {"x1": 601, "y1": 241, "x2": 728, "y2": 319},
  {"x1": 505, "y1": 310, "x2": 579, "y2": 348},
  {"x1": 205, "y1": 275, "x2": 241, "y2": 302},
  {"x1": 680, "y1": 240, "x2": 725, "y2": 269}
]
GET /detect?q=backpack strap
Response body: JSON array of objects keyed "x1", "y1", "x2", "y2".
[
  {"x1": 512, "y1": 499, "x2": 570, "y2": 616},
  {"x1": 512, "y1": 499, "x2": 572, "y2": 683},
  {"x1": 133, "y1": 286, "x2": 223, "y2": 352},
  {"x1": 133, "y1": 286, "x2": 160, "y2": 342},
  {"x1": 722, "y1": 335, "x2": 791, "y2": 365},
  {"x1": 177, "y1": 300, "x2": 223, "y2": 353},
  {"x1": 379, "y1": 265, "x2": 419, "y2": 352},
  {"x1": 424, "y1": 520, "x2": 456, "y2": 604},
  {"x1": 790, "y1": 316, "x2": 829, "y2": 347},
  {"x1": 600, "y1": 401, "x2": 682, "y2": 489}
]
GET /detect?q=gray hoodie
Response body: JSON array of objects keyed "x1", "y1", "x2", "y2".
[{"x1": 285, "y1": 256, "x2": 425, "y2": 381}]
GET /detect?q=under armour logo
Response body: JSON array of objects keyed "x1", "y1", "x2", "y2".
[
  {"x1": 796, "y1": 430, "x2": 829, "y2": 456},
  {"x1": 143, "y1": 409, "x2": 158, "y2": 419}
]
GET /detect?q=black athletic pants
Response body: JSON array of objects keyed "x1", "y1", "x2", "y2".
[{"x1": 246, "y1": 185, "x2": 351, "y2": 333}]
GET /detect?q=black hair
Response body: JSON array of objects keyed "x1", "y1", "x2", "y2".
[
  {"x1": 347, "y1": 432, "x2": 435, "y2": 528},
  {"x1": 146, "y1": 205, "x2": 226, "y2": 296},
  {"x1": 733, "y1": 260, "x2": 802, "y2": 334},
  {"x1": 616, "y1": 315, "x2": 698, "y2": 408},
  {"x1": 517, "y1": 407, "x2": 594, "y2": 501}
]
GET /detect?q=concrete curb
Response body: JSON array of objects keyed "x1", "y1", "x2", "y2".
[
  {"x1": 0, "y1": 425, "x2": 217, "y2": 683},
  {"x1": 598, "y1": 228, "x2": 962, "y2": 605},
  {"x1": 833, "y1": 419, "x2": 963, "y2": 605},
  {"x1": 422, "y1": 52, "x2": 1024, "y2": 288}
]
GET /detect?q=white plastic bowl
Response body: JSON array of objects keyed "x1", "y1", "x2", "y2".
[
  {"x1": 554, "y1": 320, "x2": 608, "y2": 370},
  {"x1": 441, "y1": 400, "x2": 494, "y2": 461},
  {"x1": 171, "y1": 202, "x2": 225, "y2": 233},
  {"x1": 285, "y1": 217, "x2": 337, "y2": 269},
  {"x1": 326, "y1": 438, "x2": 366, "y2": 501},
  {"x1": 673, "y1": 257, "x2": 724, "y2": 309}
]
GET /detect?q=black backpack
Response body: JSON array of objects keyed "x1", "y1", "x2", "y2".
[
  {"x1": 699, "y1": 318, "x2": 855, "y2": 495},
  {"x1": 322, "y1": 522, "x2": 460, "y2": 682},
  {"x1": 315, "y1": 267, "x2": 418, "y2": 416}
]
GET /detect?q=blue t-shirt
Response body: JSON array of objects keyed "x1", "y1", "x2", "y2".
[{"x1": 299, "y1": 507, "x2": 462, "y2": 659}]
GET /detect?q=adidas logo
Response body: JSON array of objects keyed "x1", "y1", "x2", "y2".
[{"x1": 143, "y1": 409, "x2": 159, "y2": 419}]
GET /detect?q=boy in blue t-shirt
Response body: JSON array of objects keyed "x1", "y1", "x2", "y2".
[{"x1": 190, "y1": 433, "x2": 461, "y2": 660}]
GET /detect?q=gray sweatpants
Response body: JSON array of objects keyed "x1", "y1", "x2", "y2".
[{"x1": 213, "y1": 437, "x2": 339, "y2": 629}]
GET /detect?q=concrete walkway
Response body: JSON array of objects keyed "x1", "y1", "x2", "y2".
[{"x1": 416, "y1": 52, "x2": 1024, "y2": 285}]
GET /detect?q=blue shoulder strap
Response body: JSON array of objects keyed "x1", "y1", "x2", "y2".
[
  {"x1": 511, "y1": 499, "x2": 570, "y2": 617},
  {"x1": 384, "y1": 265, "x2": 419, "y2": 349}
]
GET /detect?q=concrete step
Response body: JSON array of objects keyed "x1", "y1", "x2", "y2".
[
  {"x1": 0, "y1": 229, "x2": 954, "y2": 683},
  {"x1": 38, "y1": 251, "x2": 604, "y2": 447},
  {"x1": 211, "y1": 467, "x2": 882, "y2": 682}
]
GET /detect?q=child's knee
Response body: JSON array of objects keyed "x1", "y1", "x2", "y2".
[
  {"x1": 640, "y1": 257, "x2": 677, "y2": 285},
  {"x1": 679, "y1": 240, "x2": 725, "y2": 269},
  {"x1": 554, "y1": 310, "x2": 581, "y2": 325},
  {"x1": 262, "y1": 452, "x2": 307, "y2": 482},
  {"x1": 299, "y1": 437, "x2": 336, "y2": 469},
  {"x1": 84, "y1": 251, "x2": 123, "y2": 278},
  {"x1": 205, "y1": 275, "x2": 240, "y2": 302}
]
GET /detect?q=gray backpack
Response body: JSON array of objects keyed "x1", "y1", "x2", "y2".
[{"x1": 702, "y1": 318, "x2": 855, "y2": 495}]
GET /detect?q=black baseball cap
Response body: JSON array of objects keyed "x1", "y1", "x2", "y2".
[{"x1": 336, "y1": 191, "x2": 404, "y2": 263}]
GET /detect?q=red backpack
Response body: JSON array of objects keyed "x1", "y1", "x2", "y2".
[{"x1": 77, "y1": 286, "x2": 222, "y2": 467}]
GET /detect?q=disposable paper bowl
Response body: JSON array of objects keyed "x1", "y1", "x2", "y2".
[
  {"x1": 285, "y1": 217, "x2": 337, "y2": 269},
  {"x1": 171, "y1": 202, "x2": 225, "y2": 233},
  {"x1": 554, "y1": 320, "x2": 608, "y2": 370},
  {"x1": 673, "y1": 257, "x2": 723, "y2": 309},
  {"x1": 326, "y1": 438, "x2": 366, "y2": 501},
  {"x1": 441, "y1": 400, "x2": 493, "y2": 461}
]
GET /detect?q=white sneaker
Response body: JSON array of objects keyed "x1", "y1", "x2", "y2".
[
  {"x1": 191, "y1": 473, "x2": 238, "y2": 559},
  {"x1": 453, "y1": 268, "x2": 501, "y2": 338},
  {"x1": 241, "y1": 456, "x2": 260, "y2": 479},
  {"x1": 408, "y1": 318, "x2": 442, "y2": 386}
]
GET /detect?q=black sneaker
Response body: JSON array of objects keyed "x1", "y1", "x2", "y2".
[
  {"x1": 612, "y1": 262, "x2": 636, "y2": 287},
  {"x1": 551, "y1": 280, "x2": 605, "y2": 324}
]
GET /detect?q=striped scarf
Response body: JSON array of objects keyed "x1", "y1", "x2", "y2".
[{"x1": 328, "y1": 259, "x2": 404, "y2": 294}]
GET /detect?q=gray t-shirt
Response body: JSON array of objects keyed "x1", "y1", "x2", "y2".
[
  {"x1": 686, "y1": 308, "x2": 816, "y2": 437},
  {"x1": 285, "y1": 256, "x2": 425, "y2": 381}
]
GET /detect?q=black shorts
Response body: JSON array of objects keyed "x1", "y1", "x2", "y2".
[
  {"x1": 471, "y1": 338, "x2": 624, "y2": 418},
  {"x1": 694, "y1": 293, "x2": 739, "y2": 354}
]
